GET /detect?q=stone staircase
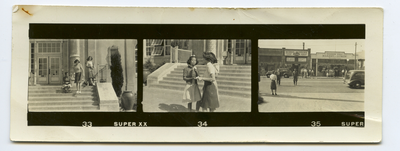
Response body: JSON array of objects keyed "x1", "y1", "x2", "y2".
[
  {"x1": 28, "y1": 85, "x2": 100, "y2": 112},
  {"x1": 150, "y1": 65, "x2": 251, "y2": 98}
]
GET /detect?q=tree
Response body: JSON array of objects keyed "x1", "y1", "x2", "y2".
[{"x1": 110, "y1": 50, "x2": 124, "y2": 97}]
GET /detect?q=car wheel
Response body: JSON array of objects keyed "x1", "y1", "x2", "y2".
[
  {"x1": 284, "y1": 74, "x2": 289, "y2": 78},
  {"x1": 355, "y1": 81, "x2": 361, "y2": 89}
]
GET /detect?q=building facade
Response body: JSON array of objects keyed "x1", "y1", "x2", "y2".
[
  {"x1": 258, "y1": 48, "x2": 311, "y2": 72},
  {"x1": 144, "y1": 39, "x2": 252, "y2": 66},
  {"x1": 311, "y1": 51, "x2": 361, "y2": 76},
  {"x1": 28, "y1": 39, "x2": 137, "y2": 92}
]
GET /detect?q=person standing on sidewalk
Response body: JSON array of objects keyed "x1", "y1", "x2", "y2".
[
  {"x1": 276, "y1": 68, "x2": 281, "y2": 85},
  {"x1": 258, "y1": 72, "x2": 264, "y2": 104},
  {"x1": 342, "y1": 69, "x2": 345, "y2": 77},
  {"x1": 293, "y1": 68, "x2": 298, "y2": 85},
  {"x1": 198, "y1": 52, "x2": 220, "y2": 112},
  {"x1": 182, "y1": 55, "x2": 202, "y2": 112},
  {"x1": 270, "y1": 71, "x2": 278, "y2": 95}
]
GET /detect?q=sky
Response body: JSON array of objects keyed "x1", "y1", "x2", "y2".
[{"x1": 259, "y1": 40, "x2": 365, "y2": 54}]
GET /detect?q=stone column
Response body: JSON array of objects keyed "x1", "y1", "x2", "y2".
[
  {"x1": 231, "y1": 40, "x2": 236, "y2": 64},
  {"x1": 125, "y1": 39, "x2": 137, "y2": 92},
  {"x1": 206, "y1": 40, "x2": 217, "y2": 54},
  {"x1": 143, "y1": 39, "x2": 147, "y2": 63},
  {"x1": 69, "y1": 39, "x2": 83, "y2": 82},
  {"x1": 216, "y1": 40, "x2": 224, "y2": 65},
  {"x1": 315, "y1": 59, "x2": 318, "y2": 76}
]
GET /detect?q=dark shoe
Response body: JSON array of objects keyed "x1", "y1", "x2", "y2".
[{"x1": 275, "y1": 93, "x2": 278, "y2": 95}]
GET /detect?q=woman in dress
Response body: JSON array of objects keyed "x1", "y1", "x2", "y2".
[
  {"x1": 270, "y1": 70, "x2": 278, "y2": 95},
  {"x1": 293, "y1": 68, "x2": 298, "y2": 85},
  {"x1": 86, "y1": 56, "x2": 95, "y2": 86},
  {"x1": 182, "y1": 55, "x2": 202, "y2": 112},
  {"x1": 198, "y1": 52, "x2": 219, "y2": 112},
  {"x1": 73, "y1": 59, "x2": 84, "y2": 93}
]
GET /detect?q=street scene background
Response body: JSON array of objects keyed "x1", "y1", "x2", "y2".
[
  {"x1": 258, "y1": 40, "x2": 365, "y2": 112},
  {"x1": 258, "y1": 76, "x2": 364, "y2": 112}
]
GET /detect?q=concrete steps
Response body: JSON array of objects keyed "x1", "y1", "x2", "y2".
[
  {"x1": 28, "y1": 85, "x2": 100, "y2": 112},
  {"x1": 28, "y1": 105, "x2": 100, "y2": 112},
  {"x1": 150, "y1": 65, "x2": 251, "y2": 98},
  {"x1": 152, "y1": 83, "x2": 250, "y2": 98},
  {"x1": 169, "y1": 71, "x2": 251, "y2": 77}
]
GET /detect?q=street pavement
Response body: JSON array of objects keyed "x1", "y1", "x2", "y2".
[
  {"x1": 143, "y1": 86, "x2": 251, "y2": 112},
  {"x1": 258, "y1": 76, "x2": 364, "y2": 112}
]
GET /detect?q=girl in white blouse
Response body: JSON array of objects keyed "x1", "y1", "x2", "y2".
[{"x1": 197, "y1": 52, "x2": 219, "y2": 112}]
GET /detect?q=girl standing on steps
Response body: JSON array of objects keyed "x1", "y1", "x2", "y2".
[
  {"x1": 86, "y1": 56, "x2": 95, "y2": 86},
  {"x1": 73, "y1": 59, "x2": 85, "y2": 94},
  {"x1": 182, "y1": 55, "x2": 202, "y2": 112},
  {"x1": 197, "y1": 52, "x2": 220, "y2": 112}
]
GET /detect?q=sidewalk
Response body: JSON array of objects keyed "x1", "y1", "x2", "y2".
[
  {"x1": 260, "y1": 76, "x2": 344, "y2": 80},
  {"x1": 143, "y1": 86, "x2": 251, "y2": 112},
  {"x1": 258, "y1": 93, "x2": 364, "y2": 112}
]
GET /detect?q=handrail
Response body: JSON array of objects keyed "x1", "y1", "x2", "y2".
[{"x1": 97, "y1": 64, "x2": 109, "y2": 82}]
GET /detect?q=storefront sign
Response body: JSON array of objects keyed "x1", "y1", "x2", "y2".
[
  {"x1": 298, "y1": 58, "x2": 307, "y2": 62},
  {"x1": 259, "y1": 49, "x2": 282, "y2": 56},
  {"x1": 320, "y1": 52, "x2": 348, "y2": 58},
  {"x1": 285, "y1": 50, "x2": 308, "y2": 56},
  {"x1": 286, "y1": 57, "x2": 295, "y2": 62}
]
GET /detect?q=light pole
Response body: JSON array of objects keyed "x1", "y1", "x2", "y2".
[
  {"x1": 346, "y1": 59, "x2": 349, "y2": 75},
  {"x1": 354, "y1": 42, "x2": 357, "y2": 70}
]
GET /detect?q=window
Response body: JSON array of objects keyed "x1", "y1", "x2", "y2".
[
  {"x1": 286, "y1": 57, "x2": 295, "y2": 62},
  {"x1": 30, "y1": 43, "x2": 35, "y2": 74},
  {"x1": 228, "y1": 40, "x2": 232, "y2": 53},
  {"x1": 236, "y1": 39, "x2": 245, "y2": 55},
  {"x1": 298, "y1": 58, "x2": 307, "y2": 62},
  {"x1": 151, "y1": 39, "x2": 163, "y2": 46},
  {"x1": 152, "y1": 46, "x2": 164, "y2": 55},
  {"x1": 37, "y1": 42, "x2": 61, "y2": 53},
  {"x1": 146, "y1": 47, "x2": 153, "y2": 56}
]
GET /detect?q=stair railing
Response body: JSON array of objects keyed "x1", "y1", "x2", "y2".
[{"x1": 97, "y1": 64, "x2": 109, "y2": 83}]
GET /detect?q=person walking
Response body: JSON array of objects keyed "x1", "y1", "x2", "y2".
[
  {"x1": 270, "y1": 71, "x2": 278, "y2": 95},
  {"x1": 197, "y1": 52, "x2": 219, "y2": 112},
  {"x1": 182, "y1": 55, "x2": 202, "y2": 112},
  {"x1": 342, "y1": 69, "x2": 345, "y2": 77},
  {"x1": 276, "y1": 68, "x2": 281, "y2": 85},
  {"x1": 293, "y1": 68, "x2": 298, "y2": 85},
  {"x1": 73, "y1": 59, "x2": 84, "y2": 94}
]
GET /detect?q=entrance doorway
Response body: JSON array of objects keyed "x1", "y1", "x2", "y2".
[
  {"x1": 232, "y1": 39, "x2": 251, "y2": 64},
  {"x1": 36, "y1": 56, "x2": 62, "y2": 84}
]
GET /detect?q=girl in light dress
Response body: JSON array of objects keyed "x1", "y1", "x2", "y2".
[
  {"x1": 270, "y1": 71, "x2": 278, "y2": 95},
  {"x1": 182, "y1": 55, "x2": 202, "y2": 112}
]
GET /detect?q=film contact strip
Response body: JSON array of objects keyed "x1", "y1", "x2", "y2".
[{"x1": 28, "y1": 24, "x2": 365, "y2": 127}]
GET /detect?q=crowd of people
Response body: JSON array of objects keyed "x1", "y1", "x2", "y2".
[
  {"x1": 258, "y1": 66, "x2": 349, "y2": 98},
  {"x1": 182, "y1": 52, "x2": 220, "y2": 112}
]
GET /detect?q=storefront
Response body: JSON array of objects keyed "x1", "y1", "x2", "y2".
[
  {"x1": 258, "y1": 48, "x2": 311, "y2": 72},
  {"x1": 311, "y1": 51, "x2": 357, "y2": 76}
]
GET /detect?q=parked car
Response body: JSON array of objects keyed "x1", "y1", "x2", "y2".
[
  {"x1": 329, "y1": 69, "x2": 335, "y2": 77},
  {"x1": 266, "y1": 71, "x2": 273, "y2": 78},
  {"x1": 279, "y1": 68, "x2": 292, "y2": 78},
  {"x1": 266, "y1": 68, "x2": 292, "y2": 78},
  {"x1": 344, "y1": 70, "x2": 365, "y2": 89}
]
